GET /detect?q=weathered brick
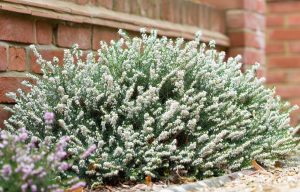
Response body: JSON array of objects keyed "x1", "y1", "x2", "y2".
[
  {"x1": 268, "y1": 56, "x2": 300, "y2": 68},
  {"x1": 229, "y1": 48, "x2": 265, "y2": 65},
  {"x1": 255, "y1": 0, "x2": 266, "y2": 14},
  {"x1": 97, "y1": 0, "x2": 113, "y2": 9},
  {"x1": 287, "y1": 14, "x2": 300, "y2": 26},
  {"x1": 269, "y1": 29, "x2": 300, "y2": 40},
  {"x1": 92, "y1": 26, "x2": 119, "y2": 50},
  {"x1": 211, "y1": 10, "x2": 225, "y2": 33},
  {"x1": 290, "y1": 107, "x2": 300, "y2": 126},
  {"x1": 56, "y1": 24, "x2": 91, "y2": 49},
  {"x1": 266, "y1": 43, "x2": 285, "y2": 54},
  {"x1": 266, "y1": 71, "x2": 286, "y2": 84},
  {"x1": 161, "y1": 0, "x2": 181, "y2": 23},
  {"x1": 267, "y1": 15, "x2": 285, "y2": 27},
  {"x1": 288, "y1": 42, "x2": 300, "y2": 53},
  {"x1": 8, "y1": 47, "x2": 26, "y2": 71},
  {"x1": 0, "y1": 105, "x2": 11, "y2": 129},
  {"x1": 0, "y1": 77, "x2": 31, "y2": 103},
  {"x1": 30, "y1": 49, "x2": 64, "y2": 74},
  {"x1": 229, "y1": 31, "x2": 265, "y2": 49},
  {"x1": 140, "y1": 0, "x2": 161, "y2": 19},
  {"x1": 181, "y1": 1, "x2": 199, "y2": 26},
  {"x1": 275, "y1": 85, "x2": 300, "y2": 99},
  {"x1": 226, "y1": 11, "x2": 265, "y2": 31},
  {"x1": 243, "y1": 0, "x2": 266, "y2": 13},
  {"x1": 0, "y1": 13, "x2": 34, "y2": 43},
  {"x1": 113, "y1": 0, "x2": 131, "y2": 13},
  {"x1": 36, "y1": 21, "x2": 53, "y2": 44},
  {"x1": 268, "y1": 1, "x2": 300, "y2": 13},
  {"x1": 0, "y1": 45, "x2": 7, "y2": 71},
  {"x1": 287, "y1": 71, "x2": 300, "y2": 84}
]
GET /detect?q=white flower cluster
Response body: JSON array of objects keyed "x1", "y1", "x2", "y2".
[{"x1": 5, "y1": 29, "x2": 300, "y2": 184}]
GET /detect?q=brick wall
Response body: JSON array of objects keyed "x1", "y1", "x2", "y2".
[
  {"x1": 266, "y1": 0, "x2": 300, "y2": 125},
  {"x1": 225, "y1": 0, "x2": 266, "y2": 74}
]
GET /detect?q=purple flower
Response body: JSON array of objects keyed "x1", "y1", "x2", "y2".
[
  {"x1": 54, "y1": 149, "x2": 67, "y2": 161},
  {"x1": 1, "y1": 164, "x2": 12, "y2": 177},
  {"x1": 21, "y1": 183, "x2": 28, "y2": 192},
  {"x1": 69, "y1": 181, "x2": 86, "y2": 190},
  {"x1": 58, "y1": 162, "x2": 70, "y2": 171},
  {"x1": 44, "y1": 112, "x2": 55, "y2": 124},
  {"x1": 31, "y1": 184, "x2": 37, "y2": 192},
  {"x1": 15, "y1": 128, "x2": 28, "y2": 142},
  {"x1": 80, "y1": 144, "x2": 97, "y2": 159}
]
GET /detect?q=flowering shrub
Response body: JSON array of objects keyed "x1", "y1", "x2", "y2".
[
  {"x1": 0, "y1": 126, "x2": 85, "y2": 192},
  {"x1": 5, "y1": 29, "x2": 299, "y2": 185}
]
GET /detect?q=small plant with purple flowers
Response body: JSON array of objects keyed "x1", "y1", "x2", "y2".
[{"x1": 0, "y1": 112, "x2": 87, "y2": 192}]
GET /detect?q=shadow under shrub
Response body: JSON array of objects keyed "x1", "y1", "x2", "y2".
[{"x1": 4, "y1": 29, "x2": 300, "y2": 186}]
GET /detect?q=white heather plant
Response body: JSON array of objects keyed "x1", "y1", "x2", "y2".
[{"x1": 4, "y1": 29, "x2": 300, "y2": 185}]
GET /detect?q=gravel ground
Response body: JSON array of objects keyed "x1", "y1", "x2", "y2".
[
  {"x1": 88, "y1": 157, "x2": 300, "y2": 192},
  {"x1": 188, "y1": 167, "x2": 300, "y2": 192}
]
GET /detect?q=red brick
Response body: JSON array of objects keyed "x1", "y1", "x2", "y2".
[
  {"x1": 267, "y1": 15, "x2": 284, "y2": 27},
  {"x1": 8, "y1": 47, "x2": 26, "y2": 71},
  {"x1": 268, "y1": 56, "x2": 300, "y2": 68},
  {"x1": 275, "y1": 86, "x2": 300, "y2": 99},
  {"x1": 266, "y1": 71, "x2": 286, "y2": 84},
  {"x1": 268, "y1": 1, "x2": 300, "y2": 13},
  {"x1": 56, "y1": 24, "x2": 91, "y2": 49},
  {"x1": 290, "y1": 106, "x2": 300, "y2": 126},
  {"x1": 0, "y1": 13, "x2": 34, "y2": 43},
  {"x1": 256, "y1": 67, "x2": 265, "y2": 78},
  {"x1": 202, "y1": 0, "x2": 264, "y2": 12},
  {"x1": 255, "y1": 0, "x2": 266, "y2": 14},
  {"x1": 287, "y1": 14, "x2": 300, "y2": 26},
  {"x1": 30, "y1": 49, "x2": 64, "y2": 74},
  {"x1": 0, "y1": 46, "x2": 7, "y2": 71},
  {"x1": 196, "y1": 0, "x2": 243, "y2": 9},
  {"x1": 269, "y1": 29, "x2": 300, "y2": 40},
  {"x1": 288, "y1": 42, "x2": 300, "y2": 53},
  {"x1": 243, "y1": 0, "x2": 257, "y2": 11},
  {"x1": 113, "y1": 0, "x2": 131, "y2": 13},
  {"x1": 287, "y1": 72, "x2": 300, "y2": 84},
  {"x1": 161, "y1": 0, "x2": 181, "y2": 23},
  {"x1": 226, "y1": 11, "x2": 265, "y2": 31},
  {"x1": 92, "y1": 26, "x2": 119, "y2": 50},
  {"x1": 139, "y1": 0, "x2": 161, "y2": 19},
  {"x1": 229, "y1": 31, "x2": 265, "y2": 49},
  {"x1": 0, "y1": 105, "x2": 11, "y2": 129},
  {"x1": 36, "y1": 21, "x2": 53, "y2": 44},
  {"x1": 97, "y1": 0, "x2": 113, "y2": 9},
  {"x1": 181, "y1": 1, "x2": 199, "y2": 26},
  {"x1": 266, "y1": 43, "x2": 285, "y2": 54},
  {"x1": 229, "y1": 48, "x2": 265, "y2": 65},
  {"x1": 0, "y1": 77, "x2": 32, "y2": 103},
  {"x1": 211, "y1": 10, "x2": 225, "y2": 33}
]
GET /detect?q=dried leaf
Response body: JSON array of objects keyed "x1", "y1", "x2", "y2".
[
  {"x1": 251, "y1": 160, "x2": 266, "y2": 171},
  {"x1": 179, "y1": 177, "x2": 196, "y2": 183},
  {"x1": 145, "y1": 175, "x2": 152, "y2": 186},
  {"x1": 88, "y1": 163, "x2": 96, "y2": 171},
  {"x1": 65, "y1": 187, "x2": 84, "y2": 192},
  {"x1": 274, "y1": 161, "x2": 284, "y2": 168}
]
